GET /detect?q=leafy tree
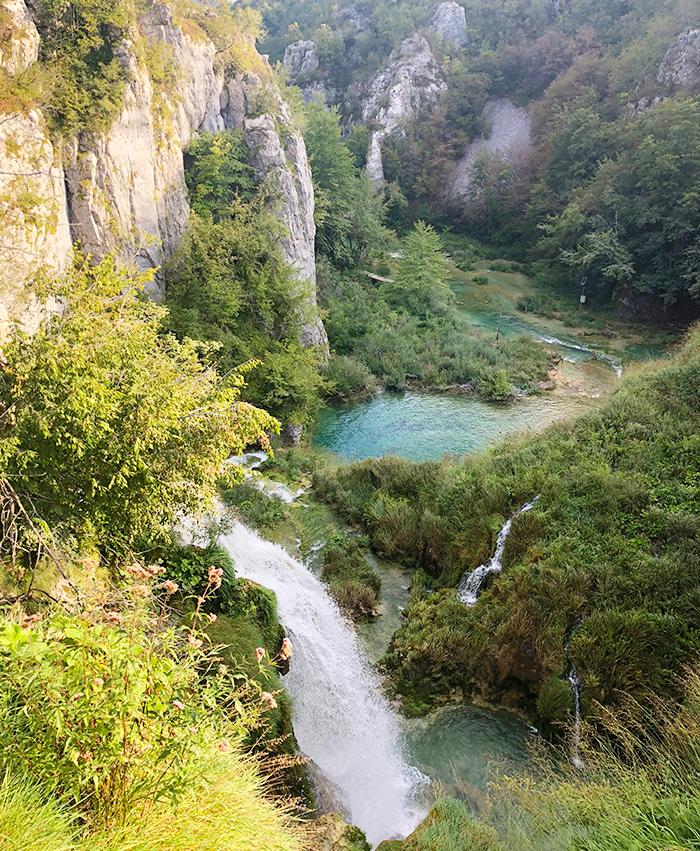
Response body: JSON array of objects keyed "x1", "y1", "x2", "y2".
[
  {"x1": 560, "y1": 226, "x2": 635, "y2": 290},
  {"x1": 184, "y1": 131, "x2": 257, "y2": 218},
  {"x1": 303, "y1": 99, "x2": 388, "y2": 267},
  {"x1": 37, "y1": 0, "x2": 132, "y2": 135},
  {"x1": 0, "y1": 257, "x2": 278, "y2": 552},
  {"x1": 393, "y1": 221, "x2": 451, "y2": 315}
]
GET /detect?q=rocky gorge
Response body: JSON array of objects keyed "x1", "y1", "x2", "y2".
[{"x1": 0, "y1": 0, "x2": 327, "y2": 348}]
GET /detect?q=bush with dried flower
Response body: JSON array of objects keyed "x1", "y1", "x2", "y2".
[{"x1": 0, "y1": 583, "x2": 271, "y2": 830}]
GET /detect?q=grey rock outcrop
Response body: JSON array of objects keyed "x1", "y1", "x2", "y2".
[
  {"x1": 430, "y1": 1, "x2": 468, "y2": 49},
  {"x1": 0, "y1": 0, "x2": 327, "y2": 350},
  {"x1": 0, "y1": 0, "x2": 39, "y2": 75},
  {"x1": 447, "y1": 98, "x2": 532, "y2": 200},
  {"x1": 361, "y1": 35, "x2": 447, "y2": 186},
  {"x1": 283, "y1": 40, "x2": 319, "y2": 78},
  {"x1": 230, "y1": 74, "x2": 327, "y2": 349},
  {"x1": 64, "y1": 45, "x2": 187, "y2": 297},
  {"x1": 657, "y1": 30, "x2": 700, "y2": 88},
  {"x1": 0, "y1": 0, "x2": 70, "y2": 337},
  {"x1": 337, "y1": 5, "x2": 367, "y2": 33}
]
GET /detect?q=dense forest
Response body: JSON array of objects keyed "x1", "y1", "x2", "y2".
[{"x1": 244, "y1": 0, "x2": 700, "y2": 323}]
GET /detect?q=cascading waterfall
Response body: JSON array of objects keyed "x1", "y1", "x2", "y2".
[
  {"x1": 457, "y1": 496, "x2": 540, "y2": 606},
  {"x1": 536, "y1": 333, "x2": 623, "y2": 378},
  {"x1": 564, "y1": 619, "x2": 585, "y2": 770},
  {"x1": 218, "y1": 521, "x2": 426, "y2": 845}
]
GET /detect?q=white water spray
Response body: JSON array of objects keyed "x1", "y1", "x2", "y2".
[
  {"x1": 219, "y1": 521, "x2": 426, "y2": 844},
  {"x1": 536, "y1": 333, "x2": 623, "y2": 378},
  {"x1": 228, "y1": 452, "x2": 307, "y2": 503},
  {"x1": 458, "y1": 496, "x2": 540, "y2": 605},
  {"x1": 564, "y1": 620, "x2": 585, "y2": 770}
]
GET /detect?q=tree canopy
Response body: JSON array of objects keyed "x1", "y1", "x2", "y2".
[{"x1": 0, "y1": 257, "x2": 278, "y2": 554}]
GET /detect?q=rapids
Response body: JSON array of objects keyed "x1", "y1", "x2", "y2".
[{"x1": 458, "y1": 496, "x2": 540, "y2": 605}]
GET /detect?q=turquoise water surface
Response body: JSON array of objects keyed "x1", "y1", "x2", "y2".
[{"x1": 313, "y1": 390, "x2": 592, "y2": 462}]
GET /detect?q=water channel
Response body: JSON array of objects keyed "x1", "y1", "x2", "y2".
[
  {"x1": 227, "y1": 276, "x2": 669, "y2": 843},
  {"x1": 313, "y1": 271, "x2": 668, "y2": 461}
]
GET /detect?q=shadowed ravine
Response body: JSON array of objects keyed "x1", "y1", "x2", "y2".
[{"x1": 219, "y1": 521, "x2": 427, "y2": 844}]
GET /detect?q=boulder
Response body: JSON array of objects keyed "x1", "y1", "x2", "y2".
[{"x1": 305, "y1": 813, "x2": 371, "y2": 851}]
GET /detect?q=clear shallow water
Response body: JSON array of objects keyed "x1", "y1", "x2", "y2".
[
  {"x1": 313, "y1": 390, "x2": 592, "y2": 462},
  {"x1": 406, "y1": 704, "x2": 532, "y2": 792}
]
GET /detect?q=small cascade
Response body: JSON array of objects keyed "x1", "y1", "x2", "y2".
[
  {"x1": 457, "y1": 496, "x2": 540, "y2": 606},
  {"x1": 219, "y1": 521, "x2": 426, "y2": 845},
  {"x1": 536, "y1": 333, "x2": 623, "y2": 378},
  {"x1": 564, "y1": 619, "x2": 585, "y2": 770},
  {"x1": 227, "y1": 452, "x2": 307, "y2": 503}
]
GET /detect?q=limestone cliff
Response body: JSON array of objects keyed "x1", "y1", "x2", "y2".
[
  {"x1": 360, "y1": 35, "x2": 446, "y2": 187},
  {"x1": 0, "y1": 0, "x2": 70, "y2": 338},
  {"x1": 429, "y1": 1, "x2": 468, "y2": 49},
  {"x1": 446, "y1": 98, "x2": 533, "y2": 201},
  {"x1": 0, "y1": 0, "x2": 327, "y2": 350}
]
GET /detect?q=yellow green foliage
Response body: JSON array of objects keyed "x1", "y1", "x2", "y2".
[{"x1": 0, "y1": 255, "x2": 278, "y2": 558}]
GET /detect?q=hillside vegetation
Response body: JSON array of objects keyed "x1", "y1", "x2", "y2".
[
  {"x1": 245, "y1": 0, "x2": 700, "y2": 323},
  {"x1": 313, "y1": 325, "x2": 700, "y2": 720},
  {"x1": 0, "y1": 255, "x2": 304, "y2": 851}
]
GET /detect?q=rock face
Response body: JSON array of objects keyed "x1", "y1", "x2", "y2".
[
  {"x1": 657, "y1": 30, "x2": 700, "y2": 87},
  {"x1": 361, "y1": 35, "x2": 447, "y2": 186},
  {"x1": 337, "y1": 5, "x2": 367, "y2": 33},
  {"x1": 305, "y1": 813, "x2": 370, "y2": 851},
  {"x1": 0, "y1": 0, "x2": 327, "y2": 351},
  {"x1": 235, "y1": 76, "x2": 327, "y2": 348},
  {"x1": 283, "y1": 40, "x2": 319, "y2": 78},
  {"x1": 429, "y1": 1, "x2": 468, "y2": 49},
  {"x1": 0, "y1": 0, "x2": 39, "y2": 74},
  {"x1": 0, "y1": 0, "x2": 70, "y2": 337},
  {"x1": 446, "y1": 98, "x2": 532, "y2": 200}
]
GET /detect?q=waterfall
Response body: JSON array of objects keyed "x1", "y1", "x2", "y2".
[
  {"x1": 564, "y1": 620, "x2": 585, "y2": 770},
  {"x1": 457, "y1": 496, "x2": 540, "y2": 606},
  {"x1": 218, "y1": 521, "x2": 426, "y2": 845}
]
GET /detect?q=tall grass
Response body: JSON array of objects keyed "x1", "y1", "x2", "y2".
[
  {"x1": 0, "y1": 758, "x2": 301, "y2": 851},
  {"x1": 314, "y1": 327, "x2": 700, "y2": 718},
  {"x1": 0, "y1": 773, "x2": 75, "y2": 851},
  {"x1": 85, "y1": 755, "x2": 301, "y2": 851}
]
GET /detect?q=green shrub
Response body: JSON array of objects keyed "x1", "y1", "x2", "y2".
[
  {"x1": 0, "y1": 592, "x2": 269, "y2": 829},
  {"x1": 536, "y1": 677, "x2": 574, "y2": 724},
  {"x1": 221, "y1": 481, "x2": 289, "y2": 529},
  {"x1": 322, "y1": 535, "x2": 381, "y2": 619},
  {"x1": 404, "y1": 798, "x2": 500, "y2": 851},
  {"x1": 324, "y1": 354, "x2": 379, "y2": 401},
  {"x1": 472, "y1": 274, "x2": 489, "y2": 285},
  {"x1": 37, "y1": 0, "x2": 132, "y2": 136}
]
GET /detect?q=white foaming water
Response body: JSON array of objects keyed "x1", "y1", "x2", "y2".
[
  {"x1": 227, "y1": 452, "x2": 307, "y2": 503},
  {"x1": 458, "y1": 496, "x2": 540, "y2": 605},
  {"x1": 219, "y1": 521, "x2": 426, "y2": 844},
  {"x1": 564, "y1": 621, "x2": 585, "y2": 770},
  {"x1": 536, "y1": 334, "x2": 623, "y2": 378}
]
